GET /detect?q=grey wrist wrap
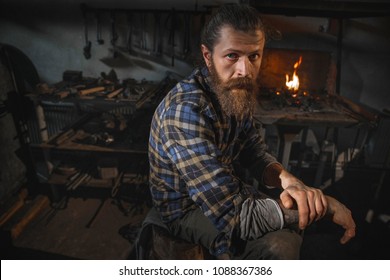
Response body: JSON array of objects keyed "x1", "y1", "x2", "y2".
[{"x1": 239, "y1": 198, "x2": 284, "y2": 240}]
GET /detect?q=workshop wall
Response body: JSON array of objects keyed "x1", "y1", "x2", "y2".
[
  {"x1": 0, "y1": 1, "x2": 389, "y2": 109},
  {"x1": 0, "y1": 0, "x2": 236, "y2": 84}
]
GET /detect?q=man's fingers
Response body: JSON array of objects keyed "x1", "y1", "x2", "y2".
[
  {"x1": 331, "y1": 201, "x2": 356, "y2": 244},
  {"x1": 281, "y1": 185, "x2": 328, "y2": 229},
  {"x1": 313, "y1": 190, "x2": 327, "y2": 220},
  {"x1": 297, "y1": 200, "x2": 309, "y2": 229},
  {"x1": 306, "y1": 190, "x2": 316, "y2": 224},
  {"x1": 319, "y1": 194, "x2": 328, "y2": 218},
  {"x1": 280, "y1": 190, "x2": 294, "y2": 209},
  {"x1": 340, "y1": 227, "x2": 356, "y2": 244},
  {"x1": 281, "y1": 188, "x2": 309, "y2": 229}
]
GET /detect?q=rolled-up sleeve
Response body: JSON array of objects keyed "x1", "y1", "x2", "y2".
[{"x1": 239, "y1": 197, "x2": 284, "y2": 240}]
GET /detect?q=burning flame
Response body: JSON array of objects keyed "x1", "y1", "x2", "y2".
[{"x1": 285, "y1": 56, "x2": 302, "y2": 92}]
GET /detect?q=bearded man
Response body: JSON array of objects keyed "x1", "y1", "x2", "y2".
[{"x1": 148, "y1": 3, "x2": 355, "y2": 259}]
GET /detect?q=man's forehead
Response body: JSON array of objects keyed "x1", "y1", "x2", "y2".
[{"x1": 216, "y1": 25, "x2": 265, "y2": 48}]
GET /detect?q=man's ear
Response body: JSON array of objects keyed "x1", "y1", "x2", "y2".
[{"x1": 201, "y1": 44, "x2": 211, "y2": 67}]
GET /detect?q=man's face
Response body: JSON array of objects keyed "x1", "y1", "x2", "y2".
[{"x1": 202, "y1": 25, "x2": 265, "y2": 118}]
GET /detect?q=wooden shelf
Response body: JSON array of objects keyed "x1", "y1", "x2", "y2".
[{"x1": 34, "y1": 142, "x2": 147, "y2": 155}]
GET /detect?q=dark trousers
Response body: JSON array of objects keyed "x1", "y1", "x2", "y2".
[{"x1": 168, "y1": 207, "x2": 302, "y2": 259}]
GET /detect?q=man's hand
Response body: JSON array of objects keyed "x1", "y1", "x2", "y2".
[
  {"x1": 276, "y1": 194, "x2": 356, "y2": 244},
  {"x1": 278, "y1": 169, "x2": 328, "y2": 229},
  {"x1": 325, "y1": 195, "x2": 356, "y2": 244},
  {"x1": 263, "y1": 163, "x2": 328, "y2": 230}
]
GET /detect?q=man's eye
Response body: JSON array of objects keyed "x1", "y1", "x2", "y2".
[
  {"x1": 226, "y1": 53, "x2": 238, "y2": 60},
  {"x1": 249, "y1": 53, "x2": 260, "y2": 61}
]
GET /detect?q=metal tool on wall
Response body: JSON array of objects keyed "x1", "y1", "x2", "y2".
[
  {"x1": 95, "y1": 11, "x2": 104, "y2": 45},
  {"x1": 152, "y1": 12, "x2": 163, "y2": 57},
  {"x1": 98, "y1": 15, "x2": 132, "y2": 67},
  {"x1": 126, "y1": 12, "x2": 133, "y2": 54},
  {"x1": 99, "y1": 10, "x2": 136, "y2": 68},
  {"x1": 80, "y1": 4, "x2": 211, "y2": 67},
  {"x1": 130, "y1": 12, "x2": 144, "y2": 51},
  {"x1": 166, "y1": 8, "x2": 176, "y2": 66},
  {"x1": 122, "y1": 11, "x2": 170, "y2": 68},
  {"x1": 140, "y1": 13, "x2": 148, "y2": 51},
  {"x1": 182, "y1": 14, "x2": 191, "y2": 59},
  {"x1": 110, "y1": 11, "x2": 119, "y2": 58},
  {"x1": 81, "y1": 4, "x2": 91, "y2": 59},
  {"x1": 164, "y1": 10, "x2": 198, "y2": 64}
]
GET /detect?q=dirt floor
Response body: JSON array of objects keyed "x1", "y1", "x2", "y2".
[{"x1": 1, "y1": 195, "x2": 148, "y2": 260}]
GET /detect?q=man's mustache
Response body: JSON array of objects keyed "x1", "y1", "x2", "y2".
[{"x1": 224, "y1": 77, "x2": 255, "y2": 91}]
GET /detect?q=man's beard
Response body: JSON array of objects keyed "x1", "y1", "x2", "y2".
[{"x1": 209, "y1": 63, "x2": 258, "y2": 120}]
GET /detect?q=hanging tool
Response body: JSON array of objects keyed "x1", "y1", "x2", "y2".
[
  {"x1": 95, "y1": 11, "x2": 104, "y2": 45},
  {"x1": 140, "y1": 13, "x2": 148, "y2": 51},
  {"x1": 110, "y1": 10, "x2": 119, "y2": 58},
  {"x1": 81, "y1": 4, "x2": 91, "y2": 59},
  {"x1": 120, "y1": 11, "x2": 170, "y2": 68},
  {"x1": 183, "y1": 13, "x2": 191, "y2": 58},
  {"x1": 126, "y1": 12, "x2": 133, "y2": 54},
  {"x1": 166, "y1": 8, "x2": 177, "y2": 66},
  {"x1": 152, "y1": 12, "x2": 163, "y2": 57}
]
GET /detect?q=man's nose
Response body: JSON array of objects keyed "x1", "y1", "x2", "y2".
[{"x1": 235, "y1": 57, "x2": 250, "y2": 77}]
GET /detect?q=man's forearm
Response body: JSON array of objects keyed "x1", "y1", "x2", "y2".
[
  {"x1": 274, "y1": 198, "x2": 299, "y2": 225},
  {"x1": 279, "y1": 204, "x2": 300, "y2": 225}
]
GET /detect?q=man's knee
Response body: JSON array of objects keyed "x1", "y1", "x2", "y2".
[
  {"x1": 264, "y1": 230, "x2": 302, "y2": 259},
  {"x1": 238, "y1": 229, "x2": 302, "y2": 260}
]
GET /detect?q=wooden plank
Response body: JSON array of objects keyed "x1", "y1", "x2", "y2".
[
  {"x1": 107, "y1": 88, "x2": 123, "y2": 99},
  {"x1": 11, "y1": 195, "x2": 50, "y2": 240},
  {"x1": 78, "y1": 86, "x2": 105, "y2": 96},
  {"x1": 0, "y1": 189, "x2": 28, "y2": 227}
]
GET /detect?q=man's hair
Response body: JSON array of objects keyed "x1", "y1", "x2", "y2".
[{"x1": 201, "y1": 4, "x2": 264, "y2": 52}]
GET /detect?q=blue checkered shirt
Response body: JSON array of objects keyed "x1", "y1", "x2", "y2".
[{"x1": 148, "y1": 67, "x2": 277, "y2": 256}]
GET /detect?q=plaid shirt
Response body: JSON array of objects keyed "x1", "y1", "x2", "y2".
[{"x1": 148, "y1": 67, "x2": 277, "y2": 256}]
